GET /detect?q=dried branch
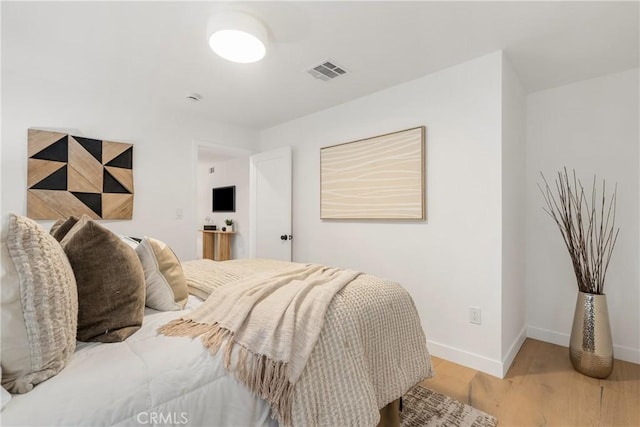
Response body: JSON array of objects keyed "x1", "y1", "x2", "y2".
[{"x1": 538, "y1": 168, "x2": 619, "y2": 294}]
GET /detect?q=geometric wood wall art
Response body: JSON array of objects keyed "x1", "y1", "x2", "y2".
[
  {"x1": 27, "y1": 128, "x2": 134, "y2": 220},
  {"x1": 320, "y1": 126, "x2": 425, "y2": 220}
]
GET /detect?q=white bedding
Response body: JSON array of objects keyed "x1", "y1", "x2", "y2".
[{"x1": 1, "y1": 296, "x2": 277, "y2": 427}]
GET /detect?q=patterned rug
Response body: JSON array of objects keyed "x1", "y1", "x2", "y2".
[{"x1": 401, "y1": 385, "x2": 498, "y2": 427}]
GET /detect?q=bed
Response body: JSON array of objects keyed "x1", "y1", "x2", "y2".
[
  {"x1": 2, "y1": 295, "x2": 277, "y2": 427},
  {"x1": 1, "y1": 214, "x2": 433, "y2": 426}
]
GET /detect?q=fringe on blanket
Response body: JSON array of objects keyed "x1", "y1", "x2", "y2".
[{"x1": 158, "y1": 319, "x2": 295, "y2": 426}]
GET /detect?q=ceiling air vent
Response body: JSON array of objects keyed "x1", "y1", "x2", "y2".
[{"x1": 306, "y1": 60, "x2": 347, "y2": 82}]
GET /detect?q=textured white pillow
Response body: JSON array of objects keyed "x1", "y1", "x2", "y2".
[
  {"x1": 136, "y1": 237, "x2": 188, "y2": 311},
  {"x1": 1, "y1": 214, "x2": 78, "y2": 393}
]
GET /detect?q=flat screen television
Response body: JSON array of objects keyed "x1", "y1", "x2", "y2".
[{"x1": 212, "y1": 185, "x2": 236, "y2": 212}]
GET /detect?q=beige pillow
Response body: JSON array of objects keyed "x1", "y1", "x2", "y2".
[
  {"x1": 62, "y1": 220, "x2": 145, "y2": 342},
  {"x1": 49, "y1": 216, "x2": 78, "y2": 242},
  {"x1": 1, "y1": 214, "x2": 78, "y2": 394},
  {"x1": 136, "y1": 237, "x2": 188, "y2": 311}
]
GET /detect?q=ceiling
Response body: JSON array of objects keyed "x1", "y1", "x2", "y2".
[{"x1": 2, "y1": 1, "x2": 638, "y2": 130}]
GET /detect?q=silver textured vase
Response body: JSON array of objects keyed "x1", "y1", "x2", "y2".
[{"x1": 569, "y1": 291, "x2": 614, "y2": 378}]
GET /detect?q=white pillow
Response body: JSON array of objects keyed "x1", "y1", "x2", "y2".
[
  {"x1": 0, "y1": 367, "x2": 11, "y2": 410},
  {"x1": 0, "y1": 387, "x2": 10, "y2": 410},
  {"x1": 119, "y1": 235, "x2": 140, "y2": 249},
  {"x1": 1, "y1": 214, "x2": 78, "y2": 393},
  {"x1": 135, "y1": 237, "x2": 188, "y2": 311}
]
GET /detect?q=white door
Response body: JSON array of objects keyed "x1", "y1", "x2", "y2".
[{"x1": 249, "y1": 147, "x2": 292, "y2": 261}]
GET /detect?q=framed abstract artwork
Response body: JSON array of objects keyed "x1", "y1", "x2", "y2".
[
  {"x1": 320, "y1": 126, "x2": 425, "y2": 220},
  {"x1": 27, "y1": 128, "x2": 134, "y2": 220}
]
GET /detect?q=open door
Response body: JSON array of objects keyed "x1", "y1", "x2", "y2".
[{"x1": 249, "y1": 147, "x2": 292, "y2": 261}]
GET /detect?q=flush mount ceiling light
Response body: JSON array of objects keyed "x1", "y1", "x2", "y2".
[{"x1": 207, "y1": 11, "x2": 268, "y2": 64}]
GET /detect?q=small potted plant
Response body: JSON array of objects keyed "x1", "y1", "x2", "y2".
[{"x1": 224, "y1": 219, "x2": 233, "y2": 232}]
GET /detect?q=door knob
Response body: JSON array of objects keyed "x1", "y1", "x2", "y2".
[{"x1": 280, "y1": 234, "x2": 293, "y2": 241}]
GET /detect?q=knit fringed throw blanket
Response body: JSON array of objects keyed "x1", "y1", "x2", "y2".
[{"x1": 158, "y1": 263, "x2": 360, "y2": 425}]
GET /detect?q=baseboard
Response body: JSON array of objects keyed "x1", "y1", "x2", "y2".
[
  {"x1": 502, "y1": 326, "x2": 527, "y2": 377},
  {"x1": 426, "y1": 339, "x2": 504, "y2": 378},
  {"x1": 527, "y1": 326, "x2": 640, "y2": 364},
  {"x1": 526, "y1": 326, "x2": 568, "y2": 347},
  {"x1": 428, "y1": 327, "x2": 637, "y2": 380}
]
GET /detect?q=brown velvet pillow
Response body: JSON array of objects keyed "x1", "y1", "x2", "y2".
[
  {"x1": 59, "y1": 214, "x2": 92, "y2": 247},
  {"x1": 62, "y1": 220, "x2": 145, "y2": 342},
  {"x1": 49, "y1": 216, "x2": 78, "y2": 242}
]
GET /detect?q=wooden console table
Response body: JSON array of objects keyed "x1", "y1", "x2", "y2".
[{"x1": 201, "y1": 230, "x2": 235, "y2": 261}]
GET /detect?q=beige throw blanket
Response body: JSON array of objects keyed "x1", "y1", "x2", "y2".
[
  {"x1": 171, "y1": 259, "x2": 433, "y2": 426},
  {"x1": 159, "y1": 263, "x2": 360, "y2": 424}
]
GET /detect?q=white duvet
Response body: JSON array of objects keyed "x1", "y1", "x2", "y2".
[{"x1": 1, "y1": 297, "x2": 277, "y2": 427}]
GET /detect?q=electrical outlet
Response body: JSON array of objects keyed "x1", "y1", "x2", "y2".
[
  {"x1": 469, "y1": 307, "x2": 481, "y2": 325},
  {"x1": 176, "y1": 208, "x2": 184, "y2": 220}
]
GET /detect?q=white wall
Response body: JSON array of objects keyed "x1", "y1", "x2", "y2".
[
  {"x1": 1, "y1": 68, "x2": 259, "y2": 262},
  {"x1": 198, "y1": 157, "x2": 250, "y2": 259},
  {"x1": 526, "y1": 69, "x2": 640, "y2": 363},
  {"x1": 500, "y1": 56, "x2": 527, "y2": 374},
  {"x1": 260, "y1": 52, "x2": 507, "y2": 376}
]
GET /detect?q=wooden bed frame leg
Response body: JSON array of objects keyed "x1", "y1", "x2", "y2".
[{"x1": 377, "y1": 398, "x2": 400, "y2": 427}]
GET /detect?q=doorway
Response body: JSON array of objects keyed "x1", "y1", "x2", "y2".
[{"x1": 193, "y1": 140, "x2": 252, "y2": 260}]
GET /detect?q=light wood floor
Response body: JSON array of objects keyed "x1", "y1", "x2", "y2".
[{"x1": 421, "y1": 338, "x2": 639, "y2": 426}]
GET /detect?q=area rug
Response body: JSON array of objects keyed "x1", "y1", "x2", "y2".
[{"x1": 401, "y1": 385, "x2": 498, "y2": 427}]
